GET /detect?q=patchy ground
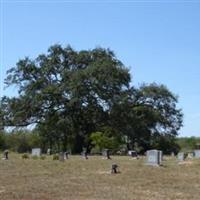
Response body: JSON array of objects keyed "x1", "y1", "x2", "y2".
[{"x1": 1, "y1": 154, "x2": 200, "y2": 200}]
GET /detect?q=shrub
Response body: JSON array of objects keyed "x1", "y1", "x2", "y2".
[
  {"x1": 40, "y1": 155, "x2": 46, "y2": 160},
  {"x1": 22, "y1": 153, "x2": 29, "y2": 159},
  {"x1": 53, "y1": 154, "x2": 59, "y2": 160}
]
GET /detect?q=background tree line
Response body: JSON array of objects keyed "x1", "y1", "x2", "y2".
[{"x1": 0, "y1": 44, "x2": 183, "y2": 154}]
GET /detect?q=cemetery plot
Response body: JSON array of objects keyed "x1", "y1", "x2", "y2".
[{"x1": 1, "y1": 154, "x2": 200, "y2": 200}]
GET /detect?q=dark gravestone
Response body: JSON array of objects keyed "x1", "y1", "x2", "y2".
[
  {"x1": 111, "y1": 163, "x2": 119, "y2": 174},
  {"x1": 128, "y1": 150, "x2": 138, "y2": 159},
  {"x1": 3, "y1": 150, "x2": 9, "y2": 160}
]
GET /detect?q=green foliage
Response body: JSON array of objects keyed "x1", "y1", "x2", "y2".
[
  {"x1": 90, "y1": 131, "x2": 121, "y2": 151},
  {"x1": 22, "y1": 153, "x2": 29, "y2": 159},
  {"x1": 1, "y1": 45, "x2": 183, "y2": 153},
  {"x1": 0, "y1": 131, "x2": 6, "y2": 150},
  {"x1": 4, "y1": 130, "x2": 42, "y2": 153},
  {"x1": 176, "y1": 137, "x2": 200, "y2": 151}
]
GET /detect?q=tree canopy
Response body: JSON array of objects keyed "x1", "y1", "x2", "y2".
[{"x1": 0, "y1": 44, "x2": 183, "y2": 153}]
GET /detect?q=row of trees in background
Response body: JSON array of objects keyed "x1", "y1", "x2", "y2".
[
  {"x1": 1, "y1": 129, "x2": 198, "y2": 154},
  {"x1": 0, "y1": 45, "x2": 183, "y2": 154}
]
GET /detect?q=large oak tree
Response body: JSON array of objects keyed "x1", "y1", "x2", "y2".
[{"x1": 2, "y1": 44, "x2": 183, "y2": 153}]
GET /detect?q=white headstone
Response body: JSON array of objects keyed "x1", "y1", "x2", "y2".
[
  {"x1": 187, "y1": 152, "x2": 194, "y2": 159},
  {"x1": 194, "y1": 150, "x2": 200, "y2": 158},
  {"x1": 177, "y1": 152, "x2": 185, "y2": 161},
  {"x1": 47, "y1": 148, "x2": 51, "y2": 155},
  {"x1": 146, "y1": 150, "x2": 161, "y2": 166},
  {"x1": 32, "y1": 148, "x2": 41, "y2": 156}
]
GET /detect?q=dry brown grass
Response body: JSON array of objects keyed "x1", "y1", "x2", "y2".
[{"x1": 1, "y1": 154, "x2": 200, "y2": 200}]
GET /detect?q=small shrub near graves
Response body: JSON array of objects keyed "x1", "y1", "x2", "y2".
[
  {"x1": 40, "y1": 155, "x2": 46, "y2": 160},
  {"x1": 53, "y1": 154, "x2": 59, "y2": 160},
  {"x1": 22, "y1": 153, "x2": 29, "y2": 159}
]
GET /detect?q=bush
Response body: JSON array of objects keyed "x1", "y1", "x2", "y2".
[
  {"x1": 40, "y1": 155, "x2": 46, "y2": 160},
  {"x1": 53, "y1": 154, "x2": 59, "y2": 160},
  {"x1": 22, "y1": 153, "x2": 29, "y2": 159}
]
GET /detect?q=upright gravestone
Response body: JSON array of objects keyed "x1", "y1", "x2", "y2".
[
  {"x1": 193, "y1": 150, "x2": 200, "y2": 158},
  {"x1": 82, "y1": 150, "x2": 88, "y2": 159},
  {"x1": 146, "y1": 150, "x2": 161, "y2": 166},
  {"x1": 171, "y1": 152, "x2": 175, "y2": 157},
  {"x1": 59, "y1": 152, "x2": 65, "y2": 162},
  {"x1": 32, "y1": 148, "x2": 41, "y2": 156},
  {"x1": 177, "y1": 152, "x2": 186, "y2": 161},
  {"x1": 159, "y1": 150, "x2": 163, "y2": 163},
  {"x1": 187, "y1": 152, "x2": 194, "y2": 159},
  {"x1": 111, "y1": 163, "x2": 119, "y2": 174},
  {"x1": 47, "y1": 148, "x2": 51, "y2": 155},
  {"x1": 102, "y1": 149, "x2": 111, "y2": 159},
  {"x1": 64, "y1": 151, "x2": 69, "y2": 160},
  {"x1": 128, "y1": 150, "x2": 138, "y2": 159},
  {"x1": 3, "y1": 150, "x2": 9, "y2": 160}
]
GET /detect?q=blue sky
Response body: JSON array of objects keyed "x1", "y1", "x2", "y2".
[{"x1": 0, "y1": 1, "x2": 200, "y2": 137}]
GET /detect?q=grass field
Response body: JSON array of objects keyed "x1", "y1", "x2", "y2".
[{"x1": 1, "y1": 154, "x2": 200, "y2": 200}]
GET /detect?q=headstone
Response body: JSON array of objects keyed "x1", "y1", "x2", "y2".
[
  {"x1": 3, "y1": 150, "x2": 9, "y2": 160},
  {"x1": 59, "y1": 152, "x2": 65, "y2": 162},
  {"x1": 177, "y1": 152, "x2": 186, "y2": 161},
  {"x1": 159, "y1": 150, "x2": 163, "y2": 163},
  {"x1": 102, "y1": 149, "x2": 111, "y2": 159},
  {"x1": 193, "y1": 150, "x2": 200, "y2": 158},
  {"x1": 32, "y1": 148, "x2": 41, "y2": 156},
  {"x1": 187, "y1": 152, "x2": 194, "y2": 159},
  {"x1": 171, "y1": 152, "x2": 175, "y2": 157},
  {"x1": 111, "y1": 163, "x2": 118, "y2": 174},
  {"x1": 146, "y1": 150, "x2": 161, "y2": 166},
  {"x1": 82, "y1": 150, "x2": 88, "y2": 159},
  {"x1": 128, "y1": 150, "x2": 138, "y2": 159},
  {"x1": 47, "y1": 148, "x2": 51, "y2": 155},
  {"x1": 64, "y1": 151, "x2": 69, "y2": 159}
]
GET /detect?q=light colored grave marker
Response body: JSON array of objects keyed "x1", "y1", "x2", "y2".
[
  {"x1": 32, "y1": 148, "x2": 41, "y2": 156},
  {"x1": 177, "y1": 152, "x2": 186, "y2": 161},
  {"x1": 146, "y1": 150, "x2": 162, "y2": 166},
  {"x1": 193, "y1": 150, "x2": 200, "y2": 158}
]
